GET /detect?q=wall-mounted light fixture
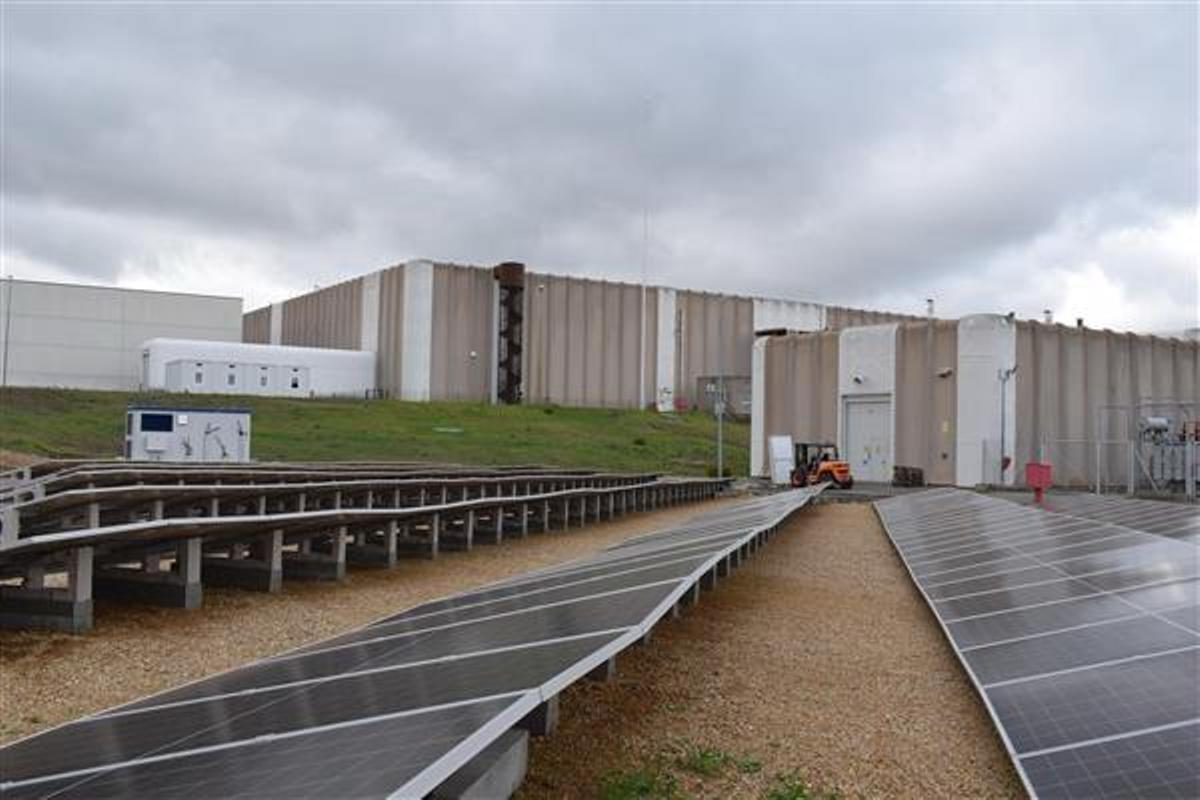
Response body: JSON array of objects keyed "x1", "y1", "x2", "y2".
[
  {"x1": 936, "y1": 367, "x2": 954, "y2": 378},
  {"x1": 851, "y1": 374, "x2": 865, "y2": 385}
]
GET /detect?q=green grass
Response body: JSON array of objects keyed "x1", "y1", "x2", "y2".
[
  {"x1": 597, "y1": 765, "x2": 681, "y2": 800},
  {"x1": 0, "y1": 387, "x2": 749, "y2": 475},
  {"x1": 764, "y1": 772, "x2": 840, "y2": 800},
  {"x1": 678, "y1": 744, "x2": 730, "y2": 777},
  {"x1": 675, "y1": 741, "x2": 763, "y2": 778}
]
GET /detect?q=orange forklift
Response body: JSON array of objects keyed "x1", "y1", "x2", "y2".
[{"x1": 789, "y1": 442, "x2": 854, "y2": 489}]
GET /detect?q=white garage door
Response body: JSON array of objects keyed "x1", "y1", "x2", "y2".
[{"x1": 844, "y1": 397, "x2": 892, "y2": 483}]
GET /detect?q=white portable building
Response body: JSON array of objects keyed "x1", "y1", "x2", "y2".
[{"x1": 141, "y1": 339, "x2": 375, "y2": 398}]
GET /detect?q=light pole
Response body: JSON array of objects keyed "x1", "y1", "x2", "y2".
[{"x1": 707, "y1": 378, "x2": 726, "y2": 479}]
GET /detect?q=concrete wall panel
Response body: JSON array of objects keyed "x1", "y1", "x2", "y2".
[
  {"x1": 430, "y1": 263, "x2": 494, "y2": 402},
  {"x1": 825, "y1": 305, "x2": 921, "y2": 330},
  {"x1": 242, "y1": 306, "x2": 271, "y2": 344},
  {"x1": 1015, "y1": 324, "x2": 1199, "y2": 486},
  {"x1": 524, "y1": 272, "x2": 652, "y2": 408},
  {"x1": 753, "y1": 332, "x2": 839, "y2": 475},
  {"x1": 376, "y1": 264, "x2": 406, "y2": 397},
  {"x1": 280, "y1": 277, "x2": 362, "y2": 350},
  {"x1": 400, "y1": 261, "x2": 434, "y2": 401},
  {"x1": 674, "y1": 291, "x2": 753, "y2": 408},
  {"x1": 956, "y1": 315, "x2": 1018, "y2": 486},
  {"x1": 752, "y1": 298, "x2": 824, "y2": 333},
  {"x1": 0, "y1": 279, "x2": 241, "y2": 390},
  {"x1": 895, "y1": 320, "x2": 958, "y2": 485}
]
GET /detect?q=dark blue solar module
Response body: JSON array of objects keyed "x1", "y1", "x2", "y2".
[
  {"x1": 0, "y1": 488, "x2": 822, "y2": 798},
  {"x1": 875, "y1": 488, "x2": 1200, "y2": 800}
]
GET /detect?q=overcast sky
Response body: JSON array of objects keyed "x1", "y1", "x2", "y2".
[{"x1": 2, "y1": 3, "x2": 1196, "y2": 332}]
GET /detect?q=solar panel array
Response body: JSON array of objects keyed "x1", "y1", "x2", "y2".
[
  {"x1": 1010, "y1": 492, "x2": 1200, "y2": 546},
  {"x1": 875, "y1": 488, "x2": 1199, "y2": 799},
  {"x1": 0, "y1": 487, "x2": 822, "y2": 799}
]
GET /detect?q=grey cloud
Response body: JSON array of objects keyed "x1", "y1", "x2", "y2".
[{"x1": 2, "y1": 4, "x2": 1195, "y2": 329}]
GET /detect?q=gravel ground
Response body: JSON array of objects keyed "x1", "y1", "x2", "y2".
[
  {"x1": 520, "y1": 501, "x2": 1024, "y2": 799},
  {"x1": 0, "y1": 499, "x2": 733, "y2": 745}
]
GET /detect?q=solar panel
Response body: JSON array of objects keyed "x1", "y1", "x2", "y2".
[
  {"x1": 1011, "y1": 493, "x2": 1200, "y2": 546},
  {"x1": 0, "y1": 487, "x2": 822, "y2": 798},
  {"x1": 875, "y1": 488, "x2": 1200, "y2": 800}
]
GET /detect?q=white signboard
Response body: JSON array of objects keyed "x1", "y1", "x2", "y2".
[{"x1": 768, "y1": 435, "x2": 795, "y2": 485}]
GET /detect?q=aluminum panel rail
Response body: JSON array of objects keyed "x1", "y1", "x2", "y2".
[
  {"x1": 1, "y1": 470, "x2": 728, "y2": 633},
  {"x1": 0, "y1": 488, "x2": 823, "y2": 799},
  {"x1": 2, "y1": 462, "x2": 653, "y2": 505},
  {"x1": 875, "y1": 488, "x2": 1199, "y2": 799}
]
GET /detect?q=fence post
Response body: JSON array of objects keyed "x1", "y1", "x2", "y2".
[{"x1": 1126, "y1": 440, "x2": 1136, "y2": 497}]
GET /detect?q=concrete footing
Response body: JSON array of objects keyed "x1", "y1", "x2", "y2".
[
  {"x1": 345, "y1": 538, "x2": 397, "y2": 568},
  {"x1": 94, "y1": 538, "x2": 202, "y2": 609},
  {"x1": 430, "y1": 729, "x2": 528, "y2": 800},
  {"x1": 203, "y1": 530, "x2": 284, "y2": 592},
  {"x1": 0, "y1": 589, "x2": 93, "y2": 632},
  {"x1": 282, "y1": 552, "x2": 345, "y2": 581},
  {"x1": 0, "y1": 547, "x2": 94, "y2": 632}
]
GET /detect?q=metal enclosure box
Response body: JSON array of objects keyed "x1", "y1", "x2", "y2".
[{"x1": 124, "y1": 406, "x2": 252, "y2": 463}]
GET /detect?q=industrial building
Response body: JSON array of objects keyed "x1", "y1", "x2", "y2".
[
  {"x1": 241, "y1": 260, "x2": 917, "y2": 410},
  {"x1": 751, "y1": 314, "x2": 1199, "y2": 491},
  {"x1": 0, "y1": 279, "x2": 242, "y2": 391}
]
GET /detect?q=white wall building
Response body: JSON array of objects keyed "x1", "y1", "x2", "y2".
[
  {"x1": 141, "y1": 338, "x2": 376, "y2": 397},
  {"x1": 0, "y1": 279, "x2": 242, "y2": 390}
]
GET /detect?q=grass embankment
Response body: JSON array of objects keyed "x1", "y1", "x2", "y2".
[{"x1": 0, "y1": 388, "x2": 748, "y2": 475}]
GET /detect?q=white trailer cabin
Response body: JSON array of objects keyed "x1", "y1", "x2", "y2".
[{"x1": 141, "y1": 339, "x2": 375, "y2": 398}]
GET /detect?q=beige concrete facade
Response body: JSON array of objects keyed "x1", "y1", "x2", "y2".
[
  {"x1": 280, "y1": 276, "x2": 363, "y2": 350},
  {"x1": 523, "y1": 272, "x2": 653, "y2": 408},
  {"x1": 1014, "y1": 323, "x2": 1200, "y2": 485},
  {"x1": 894, "y1": 321, "x2": 958, "y2": 485},
  {"x1": 241, "y1": 306, "x2": 271, "y2": 344},
  {"x1": 755, "y1": 318, "x2": 1198, "y2": 486},
  {"x1": 245, "y1": 261, "x2": 921, "y2": 409},
  {"x1": 673, "y1": 291, "x2": 755, "y2": 409},
  {"x1": 431, "y1": 263, "x2": 495, "y2": 402}
]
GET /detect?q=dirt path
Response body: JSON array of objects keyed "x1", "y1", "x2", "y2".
[
  {"x1": 0, "y1": 499, "x2": 734, "y2": 745},
  {"x1": 520, "y1": 501, "x2": 1023, "y2": 799}
]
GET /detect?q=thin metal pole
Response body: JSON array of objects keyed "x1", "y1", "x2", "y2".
[
  {"x1": 1, "y1": 275, "x2": 13, "y2": 388},
  {"x1": 717, "y1": 377, "x2": 724, "y2": 480},
  {"x1": 638, "y1": 208, "x2": 648, "y2": 410}
]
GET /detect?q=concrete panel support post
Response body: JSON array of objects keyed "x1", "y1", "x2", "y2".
[
  {"x1": 586, "y1": 656, "x2": 617, "y2": 682},
  {"x1": 517, "y1": 695, "x2": 560, "y2": 737},
  {"x1": 0, "y1": 547, "x2": 94, "y2": 632}
]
